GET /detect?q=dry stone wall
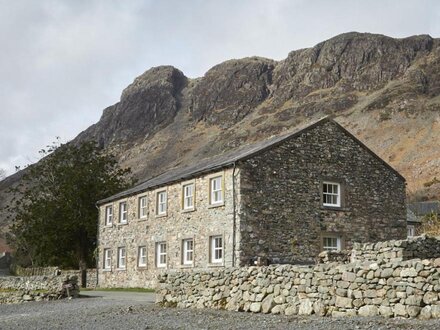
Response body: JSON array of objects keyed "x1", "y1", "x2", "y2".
[
  {"x1": 12, "y1": 266, "x2": 97, "y2": 288},
  {"x1": 0, "y1": 275, "x2": 79, "y2": 304},
  {"x1": 316, "y1": 235, "x2": 440, "y2": 264},
  {"x1": 351, "y1": 235, "x2": 440, "y2": 263},
  {"x1": 157, "y1": 237, "x2": 440, "y2": 319}
]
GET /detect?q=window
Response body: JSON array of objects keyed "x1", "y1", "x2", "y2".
[
  {"x1": 407, "y1": 225, "x2": 415, "y2": 237},
  {"x1": 117, "y1": 247, "x2": 126, "y2": 269},
  {"x1": 105, "y1": 206, "x2": 113, "y2": 226},
  {"x1": 138, "y1": 246, "x2": 147, "y2": 267},
  {"x1": 323, "y1": 237, "x2": 341, "y2": 251},
  {"x1": 139, "y1": 196, "x2": 148, "y2": 219},
  {"x1": 119, "y1": 202, "x2": 128, "y2": 224},
  {"x1": 183, "y1": 183, "x2": 194, "y2": 210},
  {"x1": 156, "y1": 242, "x2": 167, "y2": 268},
  {"x1": 103, "y1": 249, "x2": 111, "y2": 269},
  {"x1": 182, "y1": 239, "x2": 194, "y2": 265},
  {"x1": 210, "y1": 236, "x2": 223, "y2": 263},
  {"x1": 210, "y1": 176, "x2": 223, "y2": 205},
  {"x1": 322, "y1": 182, "x2": 341, "y2": 207},
  {"x1": 157, "y1": 191, "x2": 167, "y2": 215}
]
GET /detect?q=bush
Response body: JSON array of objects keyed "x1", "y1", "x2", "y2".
[{"x1": 419, "y1": 211, "x2": 440, "y2": 236}]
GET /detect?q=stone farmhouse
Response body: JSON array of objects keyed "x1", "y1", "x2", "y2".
[{"x1": 96, "y1": 117, "x2": 407, "y2": 288}]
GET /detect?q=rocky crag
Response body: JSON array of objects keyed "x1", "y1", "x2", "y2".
[{"x1": 1, "y1": 32, "x2": 440, "y2": 246}]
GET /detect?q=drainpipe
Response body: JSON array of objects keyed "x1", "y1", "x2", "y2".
[
  {"x1": 95, "y1": 203, "x2": 100, "y2": 289},
  {"x1": 232, "y1": 162, "x2": 237, "y2": 267}
]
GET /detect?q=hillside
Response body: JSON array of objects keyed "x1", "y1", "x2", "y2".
[{"x1": 1, "y1": 32, "x2": 440, "y2": 247}]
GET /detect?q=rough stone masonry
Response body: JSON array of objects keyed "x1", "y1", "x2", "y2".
[{"x1": 157, "y1": 236, "x2": 440, "y2": 319}]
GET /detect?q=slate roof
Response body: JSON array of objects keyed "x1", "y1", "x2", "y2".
[{"x1": 98, "y1": 116, "x2": 405, "y2": 205}]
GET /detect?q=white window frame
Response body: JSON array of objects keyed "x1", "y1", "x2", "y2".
[
  {"x1": 210, "y1": 176, "x2": 223, "y2": 205},
  {"x1": 119, "y1": 202, "x2": 128, "y2": 224},
  {"x1": 182, "y1": 183, "x2": 195, "y2": 210},
  {"x1": 139, "y1": 196, "x2": 148, "y2": 219},
  {"x1": 323, "y1": 237, "x2": 341, "y2": 251},
  {"x1": 407, "y1": 225, "x2": 415, "y2": 237},
  {"x1": 103, "y1": 248, "x2": 111, "y2": 270},
  {"x1": 182, "y1": 239, "x2": 194, "y2": 265},
  {"x1": 105, "y1": 205, "x2": 113, "y2": 226},
  {"x1": 156, "y1": 242, "x2": 167, "y2": 268},
  {"x1": 322, "y1": 182, "x2": 341, "y2": 207},
  {"x1": 156, "y1": 191, "x2": 167, "y2": 215},
  {"x1": 138, "y1": 246, "x2": 147, "y2": 267},
  {"x1": 210, "y1": 235, "x2": 223, "y2": 263},
  {"x1": 117, "y1": 247, "x2": 126, "y2": 269}
]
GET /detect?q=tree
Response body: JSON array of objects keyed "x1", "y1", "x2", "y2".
[{"x1": 5, "y1": 140, "x2": 133, "y2": 273}]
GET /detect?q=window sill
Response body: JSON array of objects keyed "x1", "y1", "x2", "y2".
[
  {"x1": 320, "y1": 205, "x2": 347, "y2": 211},
  {"x1": 180, "y1": 264, "x2": 194, "y2": 268},
  {"x1": 104, "y1": 224, "x2": 113, "y2": 228},
  {"x1": 117, "y1": 222, "x2": 128, "y2": 226},
  {"x1": 208, "y1": 202, "x2": 225, "y2": 209},
  {"x1": 115, "y1": 268, "x2": 126, "y2": 271},
  {"x1": 137, "y1": 266, "x2": 147, "y2": 270},
  {"x1": 208, "y1": 262, "x2": 224, "y2": 267},
  {"x1": 156, "y1": 265, "x2": 167, "y2": 269},
  {"x1": 102, "y1": 269, "x2": 112, "y2": 272},
  {"x1": 155, "y1": 213, "x2": 167, "y2": 218},
  {"x1": 138, "y1": 217, "x2": 148, "y2": 221},
  {"x1": 182, "y1": 208, "x2": 196, "y2": 213}
]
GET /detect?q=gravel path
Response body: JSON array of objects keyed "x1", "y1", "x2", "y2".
[{"x1": 0, "y1": 296, "x2": 439, "y2": 330}]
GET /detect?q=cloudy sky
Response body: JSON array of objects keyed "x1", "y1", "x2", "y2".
[{"x1": 0, "y1": 0, "x2": 439, "y2": 176}]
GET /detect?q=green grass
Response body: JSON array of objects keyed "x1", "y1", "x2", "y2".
[
  {"x1": 0, "y1": 288, "x2": 19, "y2": 293},
  {"x1": 82, "y1": 287, "x2": 155, "y2": 293}
]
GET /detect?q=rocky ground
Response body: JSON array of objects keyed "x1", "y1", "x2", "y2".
[{"x1": 0, "y1": 295, "x2": 439, "y2": 330}]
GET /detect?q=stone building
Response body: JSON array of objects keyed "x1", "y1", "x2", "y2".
[{"x1": 96, "y1": 117, "x2": 407, "y2": 288}]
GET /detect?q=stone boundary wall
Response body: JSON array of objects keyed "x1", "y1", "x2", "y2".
[
  {"x1": 13, "y1": 266, "x2": 59, "y2": 277},
  {"x1": 12, "y1": 266, "x2": 97, "y2": 288},
  {"x1": 351, "y1": 235, "x2": 440, "y2": 264},
  {"x1": 315, "y1": 235, "x2": 440, "y2": 265},
  {"x1": 0, "y1": 275, "x2": 63, "y2": 291},
  {"x1": 157, "y1": 257, "x2": 440, "y2": 319},
  {"x1": 0, "y1": 275, "x2": 79, "y2": 304}
]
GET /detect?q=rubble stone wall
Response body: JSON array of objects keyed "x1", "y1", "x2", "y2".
[
  {"x1": 316, "y1": 235, "x2": 440, "y2": 264},
  {"x1": 238, "y1": 120, "x2": 407, "y2": 265},
  {"x1": 98, "y1": 168, "x2": 241, "y2": 288},
  {"x1": 351, "y1": 235, "x2": 440, "y2": 263},
  {"x1": 0, "y1": 275, "x2": 79, "y2": 304},
  {"x1": 13, "y1": 266, "x2": 97, "y2": 288},
  {"x1": 157, "y1": 237, "x2": 440, "y2": 319}
]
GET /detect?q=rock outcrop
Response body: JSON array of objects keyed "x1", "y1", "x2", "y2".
[{"x1": 1, "y1": 32, "x2": 440, "y2": 241}]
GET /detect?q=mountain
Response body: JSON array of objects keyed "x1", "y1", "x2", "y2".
[{"x1": 1, "y1": 32, "x2": 440, "y2": 248}]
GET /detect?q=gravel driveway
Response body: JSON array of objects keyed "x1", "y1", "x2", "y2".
[{"x1": 0, "y1": 292, "x2": 439, "y2": 330}]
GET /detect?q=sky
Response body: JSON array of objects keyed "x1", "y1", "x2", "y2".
[{"x1": 0, "y1": 0, "x2": 439, "y2": 176}]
